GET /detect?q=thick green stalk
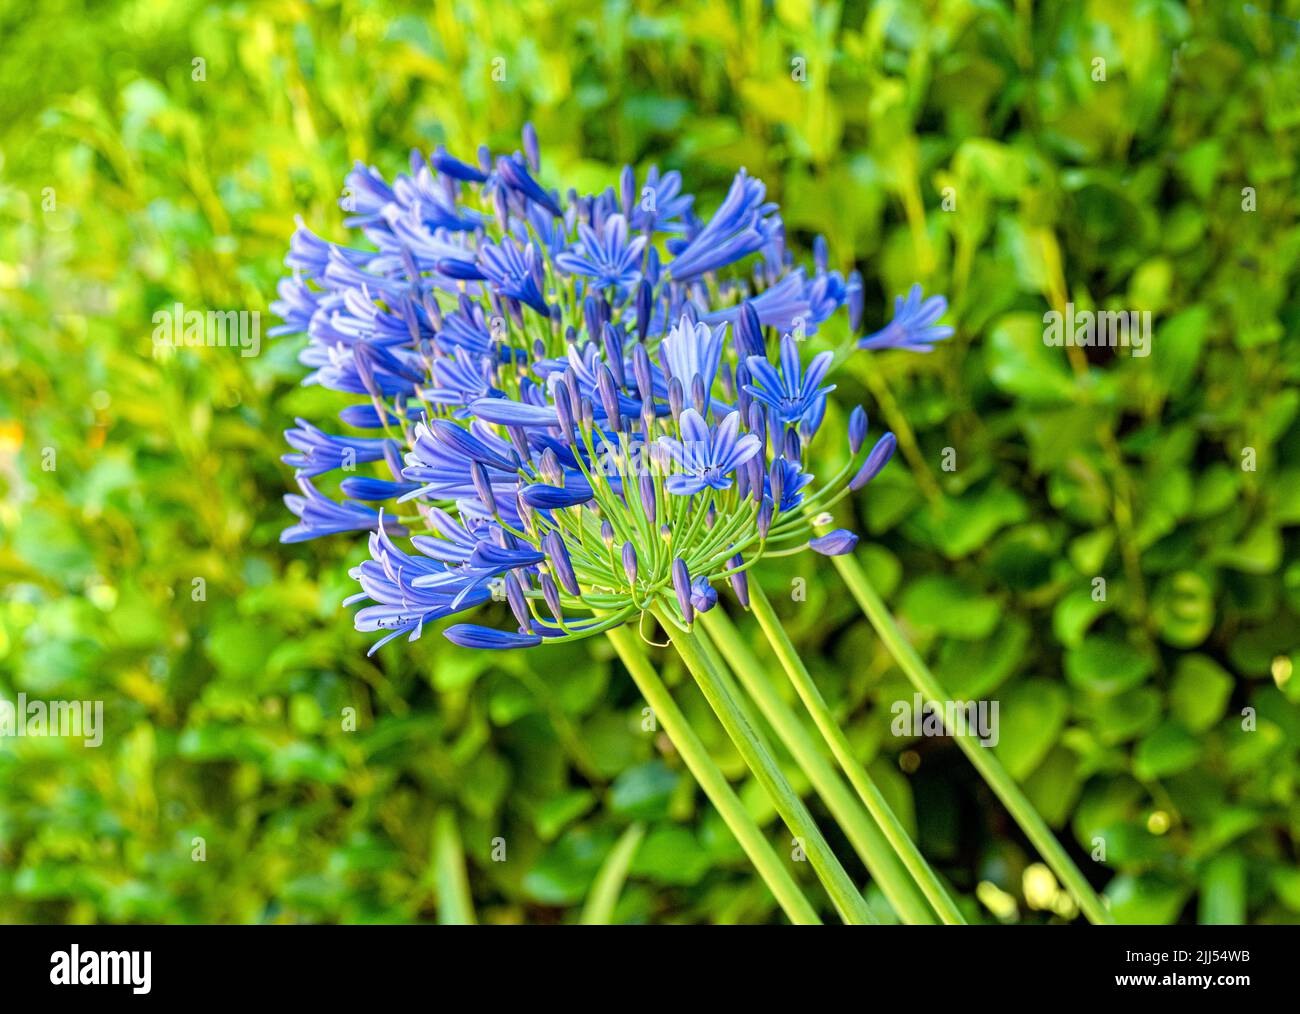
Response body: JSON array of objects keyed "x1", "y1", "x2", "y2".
[
  {"x1": 746, "y1": 584, "x2": 966, "y2": 925},
  {"x1": 700, "y1": 607, "x2": 939, "y2": 924},
  {"x1": 603, "y1": 624, "x2": 822, "y2": 925},
  {"x1": 581, "y1": 823, "x2": 645, "y2": 925},
  {"x1": 433, "y1": 808, "x2": 476, "y2": 925},
  {"x1": 831, "y1": 552, "x2": 1115, "y2": 925},
  {"x1": 651, "y1": 606, "x2": 876, "y2": 925}
]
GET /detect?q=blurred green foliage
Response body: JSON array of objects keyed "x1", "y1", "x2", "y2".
[{"x1": 1, "y1": 0, "x2": 1298, "y2": 924}]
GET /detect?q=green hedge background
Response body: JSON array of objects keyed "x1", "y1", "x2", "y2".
[{"x1": 1, "y1": 0, "x2": 1298, "y2": 924}]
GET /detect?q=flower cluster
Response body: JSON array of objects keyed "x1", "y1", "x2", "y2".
[{"x1": 272, "y1": 126, "x2": 950, "y2": 652}]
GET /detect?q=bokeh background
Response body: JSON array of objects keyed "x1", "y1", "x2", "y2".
[{"x1": 1, "y1": 0, "x2": 1298, "y2": 924}]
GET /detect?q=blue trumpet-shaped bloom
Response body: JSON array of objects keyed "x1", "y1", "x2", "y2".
[
  {"x1": 745, "y1": 334, "x2": 836, "y2": 428},
  {"x1": 857, "y1": 283, "x2": 954, "y2": 351},
  {"x1": 657, "y1": 410, "x2": 761, "y2": 496},
  {"x1": 556, "y1": 214, "x2": 648, "y2": 291},
  {"x1": 272, "y1": 123, "x2": 948, "y2": 652}
]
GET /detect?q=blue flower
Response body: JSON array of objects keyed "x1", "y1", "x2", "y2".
[
  {"x1": 809, "y1": 529, "x2": 859, "y2": 556},
  {"x1": 849, "y1": 432, "x2": 897, "y2": 491},
  {"x1": 344, "y1": 524, "x2": 493, "y2": 654},
  {"x1": 689, "y1": 575, "x2": 719, "y2": 613},
  {"x1": 627, "y1": 166, "x2": 694, "y2": 233},
  {"x1": 272, "y1": 126, "x2": 949, "y2": 653},
  {"x1": 478, "y1": 236, "x2": 549, "y2": 315},
  {"x1": 744, "y1": 334, "x2": 835, "y2": 427},
  {"x1": 667, "y1": 169, "x2": 780, "y2": 281},
  {"x1": 660, "y1": 314, "x2": 726, "y2": 393},
  {"x1": 657, "y1": 409, "x2": 761, "y2": 496},
  {"x1": 496, "y1": 155, "x2": 563, "y2": 217},
  {"x1": 424, "y1": 348, "x2": 499, "y2": 412},
  {"x1": 857, "y1": 283, "x2": 954, "y2": 351},
  {"x1": 282, "y1": 419, "x2": 397, "y2": 478},
  {"x1": 444, "y1": 624, "x2": 543, "y2": 650},
  {"x1": 555, "y1": 214, "x2": 647, "y2": 291},
  {"x1": 764, "y1": 457, "x2": 814, "y2": 512},
  {"x1": 281, "y1": 478, "x2": 408, "y2": 544}
]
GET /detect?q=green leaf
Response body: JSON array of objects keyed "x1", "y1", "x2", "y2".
[
  {"x1": 1198, "y1": 852, "x2": 1246, "y2": 925},
  {"x1": 994, "y1": 679, "x2": 1069, "y2": 780},
  {"x1": 1065, "y1": 636, "x2": 1155, "y2": 695},
  {"x1": 1133, "y1": 721, "x2": 1202, "y2": 780},
  {"x1": 1169, "y1": 655, "x2": 1233, "y2": 733},
  {"x1": 899, "y1": 575, "x2": 1001, "y2": 639},
  {"x1": 609, "y1": 761, "x2": 679, "y2": 821}
]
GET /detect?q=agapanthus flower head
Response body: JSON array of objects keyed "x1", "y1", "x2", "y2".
[
  {"x1": 857, "y1": 283, "x2": 954, "y2": 351},
  {"x1": 273, "y1": 124, "x2": 946, "y2": 650}
]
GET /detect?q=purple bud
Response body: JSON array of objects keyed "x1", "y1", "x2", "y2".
[
  {"x1": 619, "y1": 165, "x2": 635, "y2": 217},
  {"x1": 632, "y1": 342, "x2": 653, "y2": 403},
  {"x1": 493, "y1": 186, "x2": 509, "y2": 231},
  {"x1": 813, "y1": 234, "x2": 829, "y2": 275},
  {"x1": 638, "y1": 470, "x2": 657, "y2": 525},
  {"x1": 444, "y1": 624, "x2": 542, "y2": 650},
  {"x1": 554, "y1": 382, "x2": 577, "y2": 445},
  {"x1": 809, "y1": 528, "x2": 859, "y2": 556},
  {"x1": 507, "y1": 425, "x2": 531, "y2": 461},
  {"x1": 748, "y1": 453, "x2": 765, "y2": 505},
  {"x1": 848, "y1": 270, "x2": 864, "y2": 333},
  {"x1": 768, "y1": 460, "x2": 785, "y2": 509},
  {"x1": 691, "y1": 375, "x2": 707, "y2": 414},
  {"x1": 622, "y1": 542, "x2": 638, "y2": 586},
  {"x1": 597, "y1": 364, "x2": 622, "y2": 430},
  {"x1": 849, "y1": 432, "x2": 897, "y2": 491},
  {"x1": 747, "y1": 402, "x2": 766, "y2": 451},
  {"x1": 562, "y1": 367, "x2": 582, "y2": 415},
  {"x1": 668, "y1": 377, "x2": 685, "y2": 424},
  {"x1": 539, "y1": 448, "x2": 563, "y2": 486},
  {"x1": 635, "y1": 280, "x2": 652, "y2": 343},
  {"x1": 689, "y1": 575, "x2": 718, "y2": 614},
  {"x1": 516, "y1": 493, "x2": 535, "y2": 533},
  {"x1": 672, "y1": 558, "x2": 694, "y2": 626},
  {"x1": 583, "y1": 296, "x2": 602, "y2": 344},
  {"x1": 728, "y1": 554, "x2": 750, "y2": 608},
  {"x1": 504, "y1": 572, "x2": 533, "y2": 632},
  {"x1": 601, "y1": 520, "x2": 615, "y2": 547},
  {"x1": 471, "y1": 461, "x2": 497, "y2": 515},
  {"x1": 522, "y1": 122, "x2": 540, "y2": 173},
  {"x1": 544, "y1": 530, "x2": 580, "y2": 596},
  {"x1": 849, "y1": 406, "x2": 868, "y2": 455},
  {"x1": 646, "y1": 247, "x2": 660, "y2": 286},
  {"x1": 783, "y1": 427, "x2": 801, "y2": 462},
  {"x1": 540, "y1": 571, "x2": 564, "y2": 620},
  {"x1": 757, "y1": 500, "x2": 773, "y2": 539},
  {"x1": 736, "y1": 302, "x2": 764, "y2": 359},
  {"x1": 580, "y1": 396, "x2": 595, "y2": 433},
  {"x1": 603, "y1": 323, "x2": 627, "y2": 388}
]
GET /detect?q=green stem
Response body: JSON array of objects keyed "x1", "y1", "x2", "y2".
[
  {"x1": 433, "y1": 808, "x2": 476, "y2": 926},
  {"x1": 580, "y1": 823, "x2": 645, "y2": 925},
  {"x1": 831, "y1": 552, "x2": 1115, "y2": 925},
  {"x1": 652, "y1": 606, "x2": 876, "y2": 925},
  {"x1": 700, "y1": 607, "x2": 939, "y2": 924},
  {"x1": 603, "y1": 624, "x2": 822, "y2": 925},
  {"x1": 746, "y1": 584, "x2": 967, "y2": 925}
]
